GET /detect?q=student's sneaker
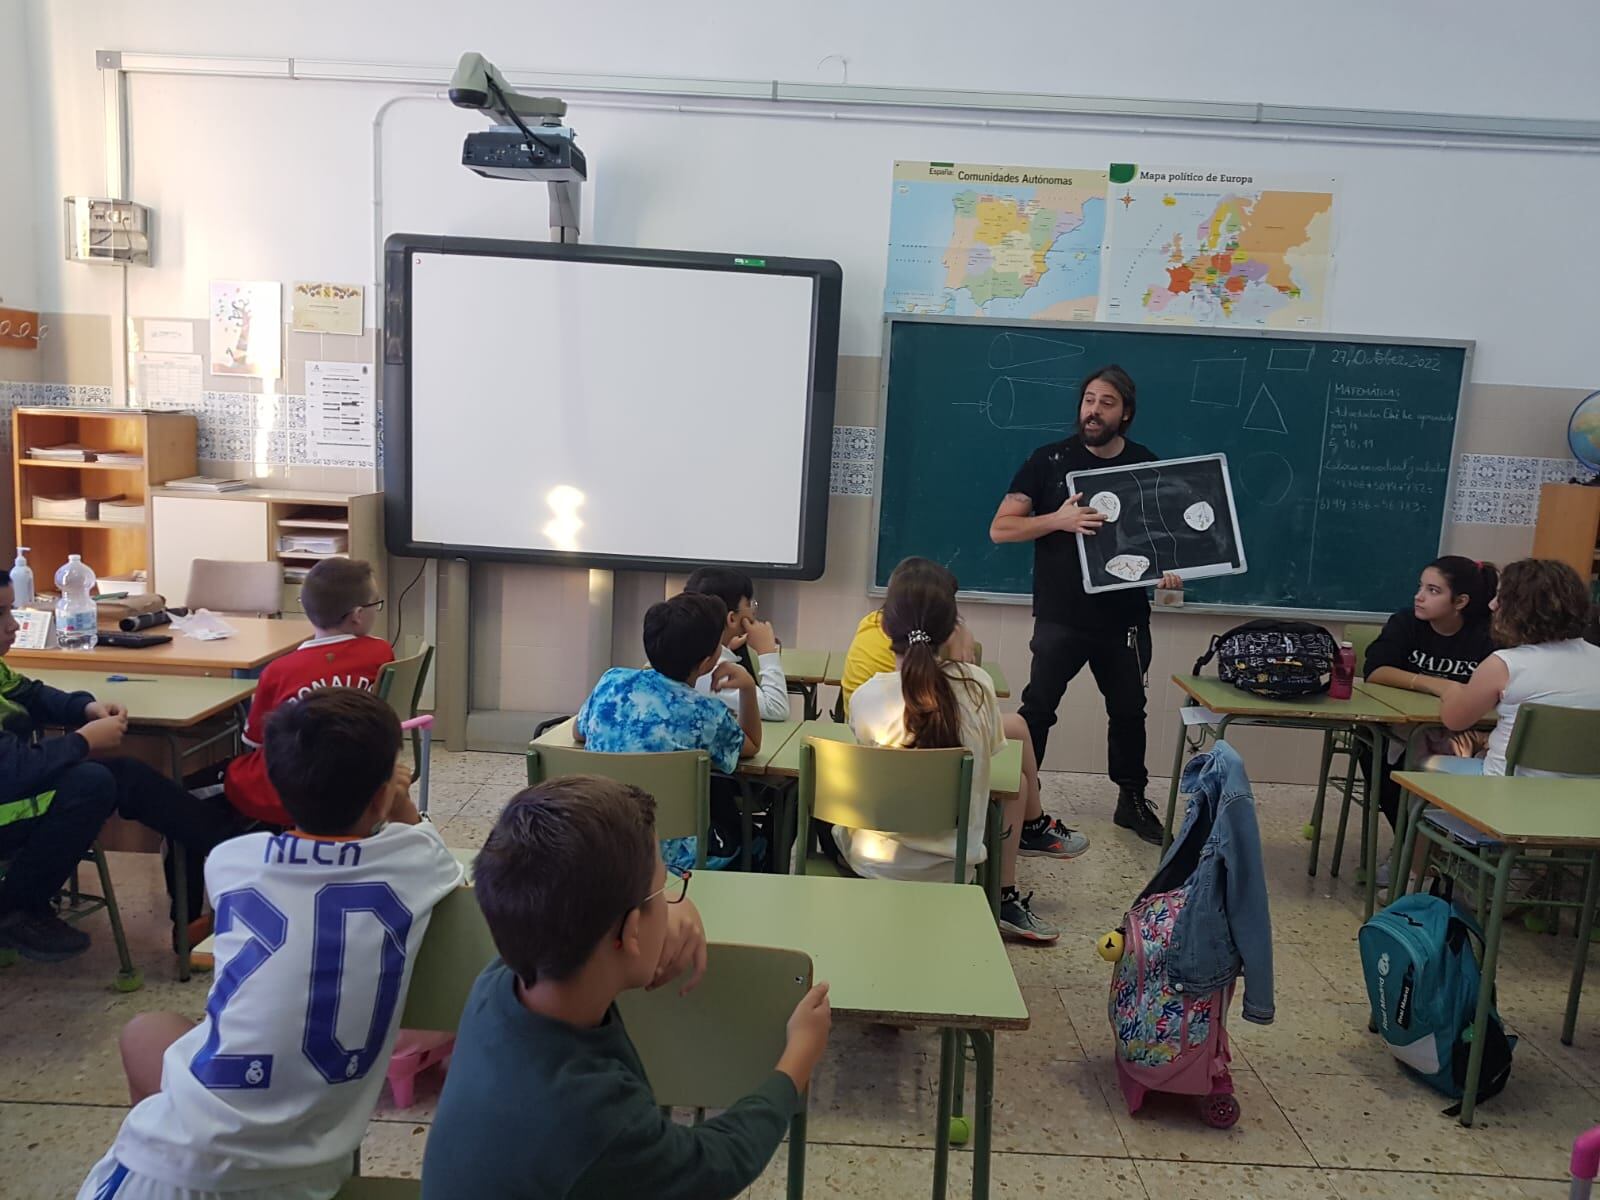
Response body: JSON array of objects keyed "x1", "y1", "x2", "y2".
[
  {"x1": 1113, "y1": 787, "x2": 1165, "y2": 846},
  {"x1": 998, "y1": 890, "x2": 1060, "y2": 944},
  {"x1": 1018, "y1": 815, "x2": 1090, "y2": 859},
  {"x1": 0, "y1": 908, "x2": 91, "y2": 962}
]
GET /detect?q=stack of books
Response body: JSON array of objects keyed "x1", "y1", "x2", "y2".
[
  {"x1": 29, "y1": 443, "x2": 96, "y2": 461},
  {"x1": 99, "y1": 497, "x2": 146, "y2": 525},
  {"x1": 96, "y1": 450, "x2": 145, "y2": 468},
  {"x1": 278, "y1": 533, "x2": 349, "y2": 555},
  {"x1": 33, "y1": 494, "x2": 99, "y2": 520},
  {"x1": 166, "y1": 475, "x2": 250, "y2": 493}
]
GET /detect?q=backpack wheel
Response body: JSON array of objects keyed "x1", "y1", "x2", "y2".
[
  {"x1": 948, "y1": 1116, "x2": 971, "y2": 1144},
  {"x1": 1201, "y1": 1093, "x2": 1240, "y2": 1129}
]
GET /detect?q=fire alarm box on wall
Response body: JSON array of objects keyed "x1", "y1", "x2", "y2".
[{"x1": 64, "y1": 196, "x2": 152, "y2": 265}]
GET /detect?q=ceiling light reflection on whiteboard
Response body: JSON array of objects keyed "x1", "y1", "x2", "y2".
[{"x1": 543, "y1": 485, "x2": 585, "y2": 551}]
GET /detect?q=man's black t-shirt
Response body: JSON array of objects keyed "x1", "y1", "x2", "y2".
[
  {"x1": 1363, "y1": 610, "x2": 1495, "y2": 683},
  {"x1": 1007, "y1": 434, "x2": 1158, "y2": 630}
]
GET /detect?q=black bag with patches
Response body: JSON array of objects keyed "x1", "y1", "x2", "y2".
[{"x1": 1193, "y1": 619, "x2": 1339, "y2": 699}]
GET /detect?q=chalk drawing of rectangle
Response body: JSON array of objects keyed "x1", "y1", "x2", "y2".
[
  {"x1": 1268, "y1": 346, "x2": 1314, "y2": 372},
  {"x1": 1190, "y1": 358, "x2": 1245, "y2": 407}
]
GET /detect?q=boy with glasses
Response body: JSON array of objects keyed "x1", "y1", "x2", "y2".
[
  {"x1": 222, "y1": 557, "x2": 394, "y2": 828},
  {"x1": 423, "y1": 777, "x2": 831, "y2": 1198}
]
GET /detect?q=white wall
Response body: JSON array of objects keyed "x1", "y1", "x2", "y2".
[{"x1": 0, "y1": 0, "x2": 41, "y2": 307}]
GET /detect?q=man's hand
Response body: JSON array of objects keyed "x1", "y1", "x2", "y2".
[
  {"x1": 649, "y1": 897, "x2": 708, "y2": 996},
  {"x1": 1157, "y1": 572, "x2": 1184, "y2": 591},
  {"x1": 84, "y1": 700, "x2": 128, "y2": 721},
  {"x1": 776, "y1": 982, "x2": 832, "y2": 1092},
  {"x1": 710, "y1": 662, "x2": 757, "y2": 693},
  {"x1": 1053, "y1": 493, "x2": 1105, "y2": 536},
  {"x1": 744, "y1": 620, "x2": 780, "y2": 656},
  {"x1": 78, "y1": 713, "x2": 128, "y2": 754}
]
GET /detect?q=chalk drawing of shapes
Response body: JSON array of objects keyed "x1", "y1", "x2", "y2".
[
  {"x1": 987, "y1": 333, "x2": 1087, "y2": 372},
  {"x1": 1240, "y1": 450, "x2": 1294, "y2": 507},
  {"x1": 1243, "y1": 383, "x2": 1289, "y2": 434},
  {"x1": 1190, "y1": 358, "x2": 1246, "y2": 407},
  {"x1": 1268, "y1": 346, "x2": 1315, "y2": 372},
  {"x1": 978, "y1": 376, "x2": 1076, "y2": 432}
]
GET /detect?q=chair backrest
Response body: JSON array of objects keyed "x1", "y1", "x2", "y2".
[
  {"x1": 797, "y1": 737, "x2": 973, "y2": 882},
  {"x1": 186, "y1": 558, "x2": 283, "y2": 617},
  {"x1": 1345, "y1": 622, "x2": 1384, "y2": 676},
  {"x1": 377, "y1": 639, "x2": 434, "y2": 718},
  {"x1": 399, "y1": 885, "x2": 498, "y2": 1032},
  {"x1": 970, "y1": 640, "x2": 984, "y2": 666},
  {"x1": 526, "y1": 744, "x2": 712, "y2": 868},
  {"x1": 617, "y1": 943, "x2": 813, "y2": 1110},
  {"x1": 1503, "y1": 702, "x2": 1600, "y2": 776}
]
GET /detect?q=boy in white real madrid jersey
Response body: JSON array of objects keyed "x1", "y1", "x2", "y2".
[{"x1": 78, "y1": 688, "x2": 464, "y2": 1200}]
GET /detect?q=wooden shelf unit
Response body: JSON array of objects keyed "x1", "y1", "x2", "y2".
[
  {"x1": 1533, "y1": 483, "x2": 1600, "y2": 587},
  {"x1": 11, "y1": 408, "x2": 196, "y2": 586},
  {"x1": 150, "y1": 486, "x2": 384, "y2": 614}
]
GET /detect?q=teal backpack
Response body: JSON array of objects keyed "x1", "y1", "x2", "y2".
[{"x1": 1358, "y1": 889, "x2": 1515, "y2": 1110}]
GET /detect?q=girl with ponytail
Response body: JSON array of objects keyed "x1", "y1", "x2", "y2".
[{"x1": 839, "y1": 561, "x2": 1061, "y2": 943}]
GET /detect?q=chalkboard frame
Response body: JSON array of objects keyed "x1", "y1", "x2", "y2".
[
  {"x1": 869, "y1": 314, "x2": 1475, "y2": 620},
  {"x1": 1068, "y1": 453, "x2": 1247, "y2": 593}
]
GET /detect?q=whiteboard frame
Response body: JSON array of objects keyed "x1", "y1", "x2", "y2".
[
  {"x1": 1068, "y1": 452, "x2": 1247, "y2": 593},
  {"x1": 382, "y1": 233, "x2": 843, "y2": 578},
  {"x1": 869, "y1": 313, "x2": 1475, "y2": 621}
]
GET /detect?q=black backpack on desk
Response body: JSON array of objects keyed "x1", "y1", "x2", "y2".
[{"x1": 1193, "y1": 619, "x2": 1339, "y2": 699}]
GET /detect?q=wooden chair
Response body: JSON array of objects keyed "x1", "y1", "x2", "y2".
[
  {"x1": 526, "y1": 743, "x2": 712, "y2": 870},
  {"x1": 184, "y1": 559, "x2": 283, "y2": 617},
  {"x1": 618, "y1": 944, "x2": 814, "y2": 1200},
  {"x1": 1306, "y1": 622, "x2": 1384, "y2": 878}
]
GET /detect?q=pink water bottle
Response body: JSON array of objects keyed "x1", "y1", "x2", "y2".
[{"x1": 1330, "y1": 640, "x2": 1355, "y2": 699}]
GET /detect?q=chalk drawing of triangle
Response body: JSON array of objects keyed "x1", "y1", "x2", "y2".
[
  {"x1": 987, "y1": 333, "x2": 1087, "y2": 371},
  {"x1": 1243, "y1": 383, "x2": 1289, "y2": 434}
]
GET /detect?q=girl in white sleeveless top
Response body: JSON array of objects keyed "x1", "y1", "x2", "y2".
[{"x1": 1438, "y1": 558, "x2": 1600, "y2": 776}]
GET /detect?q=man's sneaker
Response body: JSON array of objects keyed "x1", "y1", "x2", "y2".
[
  {"x1": 1114, "y1": 788, "x2": 1165, "y2": 846},
  {"x1": 1019, "y1": 816, "x2": 1090, "y2": 859},
  {"x1": 0, "y1": 908, "x2": 91, "y2": 963},
  {"x1": 998, "y1": 891, "x2": 1060, "y2": 944}
]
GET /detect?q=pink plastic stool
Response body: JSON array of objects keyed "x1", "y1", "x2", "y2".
[{"x1": 386, "y1": 1029, "x2": 454, "y2": 1108}]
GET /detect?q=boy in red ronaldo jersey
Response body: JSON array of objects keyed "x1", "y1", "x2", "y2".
[{"x1": 224, "y1": 558, "x2": 394, "y2": 827}]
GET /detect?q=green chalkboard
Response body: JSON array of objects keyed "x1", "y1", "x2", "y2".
[{"x1": 873, "y1": 316, "x2": 1472, "y2": 617}]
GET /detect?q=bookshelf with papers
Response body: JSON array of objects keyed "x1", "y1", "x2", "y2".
[{"x1": 11, "y1": 408, "x2": 196, "y2": 587}]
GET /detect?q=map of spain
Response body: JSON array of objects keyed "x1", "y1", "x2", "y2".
[
  {"x1": 1100, "y1": 167, "x2": 1335, "y2": 329},
  {"x1": 885, "y1": 161, "x2": 1107, "y2": 321}
]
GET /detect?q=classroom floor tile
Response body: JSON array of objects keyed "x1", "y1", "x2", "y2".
[{"x1": 9, "y1": 756, "x2": 1600, "y2": 1196}]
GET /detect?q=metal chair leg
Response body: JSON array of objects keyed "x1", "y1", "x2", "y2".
[
  {"x1": 1564, "y1": 851, "x2": 1600, "y2": 1045},
  {"x1": 1459, "y1": 847, "x2": 1516, "y2": 1126},
  {"x1": 1307, "y1": 730, "x2": 1337, "y2": 876}
]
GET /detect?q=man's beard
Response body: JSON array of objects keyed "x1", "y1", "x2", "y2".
[{"x1": 1080, "y1": 418, "x2": 1119, "y2": 447}]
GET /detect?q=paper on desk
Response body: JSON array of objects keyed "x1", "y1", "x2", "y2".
[
  {"x1": 171, "y1": 609, "x2": 237, "y2": 641},
  {"x1": 1180, "y1": 705, "x2": 1225, "y2": 726}
]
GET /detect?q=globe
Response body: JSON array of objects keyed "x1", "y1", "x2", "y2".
[{"x1": 1571, "y1": 390, "x2": 1600, "y2": 472}]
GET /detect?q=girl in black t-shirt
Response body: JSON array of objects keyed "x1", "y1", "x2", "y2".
[{"x1": 1362, "y1": 555, "x2": 1498, "y2": 829}]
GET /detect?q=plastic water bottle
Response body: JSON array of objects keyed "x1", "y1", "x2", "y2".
[
  {"x1": 54, "y1": 554, "x2": 98, "y2": 650},
  {"x1": 10, "y1": 547, "x2": 33, "y2": 608},
  {"x1": 1330, "y1": 640, "x2": 1355, "y2": 700}
]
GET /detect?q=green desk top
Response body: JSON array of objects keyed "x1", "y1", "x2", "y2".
[
  {"x1": 531, "y1": 716, "x2": 805, "y2": 779},
  {"x1": 1394, "y1": 772, "x2": 1600, "y2": 846},
  {"x1": 695, "y1": 871, "x2": 1028, "y2": 1029},
  {"x1": 1354, "y1": 680, "x2": 1444, "y2": 721},
  {"x1": 1172, "y1": 674, "x2": 1405, "y2": 724},
  {"x1": 766, "y1": 720, "x2": 1023, "y2": 797},
  {"x1": 26, "y1": 669, "x2": 256, "y2": 728},
  {"x1": 778, "y1": 649, "x2": 831, "y2": 684}
]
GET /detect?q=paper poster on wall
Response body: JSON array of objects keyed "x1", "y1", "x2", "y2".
[
  {"x1": 133, "y1": 352, "x2": 203, "y2": 410},
  {"x1": 1099, "y1": 165, "x2": 1336, "y2": 330},
  {"x1": 209, "y1": 281, "x2": 281, "y2": 378},
  {"x1": 305, "y1": 360, "x2": 375, "y2": 466},
  {"x1": 884, "y1": 160, "x2": 1109, "y2": 321},
  {"x1": 142, "y1": 319, "x2": 194, "y2": 353},
  {"x1": 292, "y1": 282, "x2": 365, "y2": 336}
]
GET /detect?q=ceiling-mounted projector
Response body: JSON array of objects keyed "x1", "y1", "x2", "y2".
[{"x1": 450, "y1": 52, "x2": 587, "y2": 184}]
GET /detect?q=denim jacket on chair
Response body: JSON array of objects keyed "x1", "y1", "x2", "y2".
[{"x1": 1141, "y1": 739, "x2": 1275, "y2": 1024}]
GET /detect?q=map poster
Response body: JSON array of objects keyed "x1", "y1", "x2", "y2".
[
  {"x1": 885, "y1": 161, "x2": 1108, "y2": 321},
  {"x1": 1100, "y1": 165, "x2": 1336, "y2": 330}
]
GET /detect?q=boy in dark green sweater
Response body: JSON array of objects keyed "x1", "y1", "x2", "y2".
[{"x1": 422, "y1": 776, "x2": 831, "y2": 1199}]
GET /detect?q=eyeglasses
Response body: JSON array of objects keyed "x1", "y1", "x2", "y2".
[
  {"x1": 640, "y1": 865, "x2": 691, "y2": 907},
  {"x1": 350, "y1": 599, "x2": 385, "y2": 615}
]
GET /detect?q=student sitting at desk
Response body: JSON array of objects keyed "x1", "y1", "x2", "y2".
[
  {"x1": 841, "y1": 565, "x2": 1061, "y2": 943},
  {"x1": 1363, "y1": 555, "x2": 1498, "y2": 826},
  {"x1": 78, "y1": 688, "x2": 461, "y2": 1200},
  {"x1": 576, "y1": 592, "x2": 761, "y2": 870},
  {"x1": 1438, "y1": 558, "x2": 1600, "y2": 776},
  {"x1": 0, "y1": 569, "x2": 239, "y2": 963},
  {"x1": 684, "y1": 566, "x2": 789, "y2": 720},
  {"x1": 840, "y1": 556, "x2": 1087, "y2": 861},
  {"x1": 423, "y1": 776, "x2": 831, "y2": 1199}
]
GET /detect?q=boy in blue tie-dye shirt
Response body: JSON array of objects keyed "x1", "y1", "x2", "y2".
[{"x1": 576, "y1": 592, "x2": 760, "y2": 868}]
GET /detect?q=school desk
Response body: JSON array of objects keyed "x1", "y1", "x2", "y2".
[
  {"x1": 1393, "y1": 771, "x2": 1600, "y2": 1125},
  {"x1": 1167, "y1": 674, "x2": 1407, "y2": 919},
  {"x1": 8, "y1": 617, "x2": 313, "y2": 678},
  {"x1": 29, "y1": 669, "x2": 258, "y2": 979},
  {"x1": 779, "y1": 648, "x2": 832, "y2": 719}
]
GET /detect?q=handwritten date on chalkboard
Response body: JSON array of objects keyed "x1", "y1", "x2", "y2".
[{"x1": 1330, "y1": 346, "x2": 1442, "y2": 371}]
